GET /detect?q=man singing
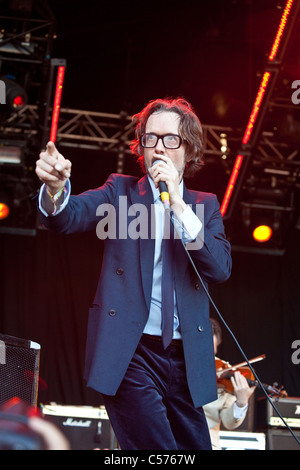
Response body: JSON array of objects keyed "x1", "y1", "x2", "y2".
[{"x1": 36, "y1": 97, "x2": 232, "y2": 450}]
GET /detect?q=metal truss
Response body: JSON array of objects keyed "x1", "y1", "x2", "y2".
[
  {"x1": 251, "y1": 93, "x2": 300, "y2": 189},
  {"x1": 255, "y1": 131, "x2": 299, "y2": 171},
  {"x1": 1, "y1": 104, "x2": 237, "y2": 160},
  {"x1": 255, "y1": 95, "x2": 299, "y2": 167},
  {"x1": 3, "y1": 104, "x2": 299, "y2": 182}
]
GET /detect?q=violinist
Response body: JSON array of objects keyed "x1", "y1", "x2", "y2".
[{"x1": 203, "y1": 318, "x2": 256, "y2": 450}]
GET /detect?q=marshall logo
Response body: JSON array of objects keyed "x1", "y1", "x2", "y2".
[
  {"x1": 62, "y1": 417, "x2": 92, "y2": 427},
  {"x1": 295, "y1": 405, "x2": 300, "y2": 416}
]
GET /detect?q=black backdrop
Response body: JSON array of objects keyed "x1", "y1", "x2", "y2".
[{"x1": 1, "y1": 148, "x2": 300, "y2": 411}]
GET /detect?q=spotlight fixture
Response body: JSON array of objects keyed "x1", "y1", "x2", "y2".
[
  {"x1": 252, "y1": 225, "x2": 273, "y2": 243},
  {"x1": 0, "y1": 145, "x2": 22, "y2": 164},
  {"x1": 220, "y1": 133, "x2": 228, "y2": 159},
  {"x1": 0, "y1": 75, "x2": 27, "y2": 112},
  {"x1": 0, "y1": 179, "x2": 36, "y2": 235},
  {"x1": 0, "y1": 202, "x2": 10, "y2": 220},
  {"x1": 0, "y1": 191, "x2": 12, "y2": 220}
]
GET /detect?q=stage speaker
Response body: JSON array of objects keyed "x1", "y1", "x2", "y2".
[
  {"x1": 266, "y1": 429, "x2": 300, "y2": 450},
  {"x1": 41, "y1": 404, "x2": 118, "y2": 450},
  {"x1": 0, "y1": 333, "x2": 40, "y2": 407}
]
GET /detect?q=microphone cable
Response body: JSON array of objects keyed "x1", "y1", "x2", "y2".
[{"x1": 166, "y1": 209, "x2": 300, "y2": 447}]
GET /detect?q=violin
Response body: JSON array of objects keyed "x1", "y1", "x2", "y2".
[{"x1": 215, "y1": 355, "x2": 288, "y2": 398}]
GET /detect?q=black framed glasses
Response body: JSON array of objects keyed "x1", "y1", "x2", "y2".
[{"x1": 140, "y1": 133, "x2": 183, "y2": 149}]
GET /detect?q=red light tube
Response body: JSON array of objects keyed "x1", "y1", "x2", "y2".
[
  {"x1": 242, "y1": 71, "x2": 271, "y2": 145},
  {"x1": 220, "y1": 0, "x2": 295, "y2": 217},
  {"x1": 220, "y1": 154, "x2": 244, "y2": 217},
  {"x1": 50, "y1": 65, "x2": 65, "y2": 143},
  {"x1": 221, "y1": 72, "x2": 270, "y2": 217},
  {"x1": 268, "y1": 0, "x2": 294, "y2": 61}
]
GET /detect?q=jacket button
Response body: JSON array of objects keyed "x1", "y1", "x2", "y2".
[
  {"x1": 195, "y1": 283, "x2": 200, "y2": 290},
  {"x1": 197, "y1": 325, "x2": 204, "y2": 332},
  {"x1": 116, "y1": 268, "x2": 123, "y2": 275},
  {"x1": 109, "y1": 309, "x2": 116, "y2": 316}
]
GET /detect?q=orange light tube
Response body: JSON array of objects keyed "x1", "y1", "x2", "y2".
[
  {"x1": 268, "y1": 0, "x2": 294, "y2": 61},
  {"x1": 50, "y1": 66, "x2": 65, "y2": 143},
  {"x1": 242, "y1": 71, "x2": 271, "y2": 145},
  {"x1": 220, "y1": 0, "x2": 295, "y2": 217},
  {"x1": 220, "y1": 154, "x2": 244, "y2": 217}
]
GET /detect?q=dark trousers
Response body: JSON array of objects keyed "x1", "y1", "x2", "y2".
[{"x1": 102, "y1": 334, "x2": 212, "y2": 450}]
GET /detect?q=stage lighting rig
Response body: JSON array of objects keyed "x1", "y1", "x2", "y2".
[
  {"x1": 221, "y1": 0, "x2": 300, "y2": 219},
  {"x1": 228, "y1": 173, "x2": 297, "y2": 254},
  {"x1": 0, "y1": 137, "x2": 37, "y2": 235},
  {"x1": 0, "y1": 8, "x2": 57, "y2": 144},
  {"x1": 0, "y1": 172, "x2": 37, "y2": 235},
  {"x1": 218, "y1": 0, "x2": 300, "y2": 254},
  {"x1": 0, "y1": 4, "x2": 59, "y2": 235}
]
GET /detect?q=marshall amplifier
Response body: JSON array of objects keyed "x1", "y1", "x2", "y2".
[
  {"x1": 41, "y1": 404, "x2": 118, "y2": 450},
  {"x1": 266, "y1": 429, "x2": 300, "y2": 450},
  {"x1": 256, "y1": 397, "x2": 300, "y2": 430}
]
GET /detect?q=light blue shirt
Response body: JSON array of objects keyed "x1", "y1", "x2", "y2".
[
  {"x1": 143, "y1": 176, "x2": 202, "y2": 338},
  {"x1": 38, "y1": 180, "x2": 71, "y2": 217}
]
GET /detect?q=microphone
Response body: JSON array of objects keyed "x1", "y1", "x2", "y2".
[{"x1": 152, "y1": 160, "x2": 170, "y2": 209}]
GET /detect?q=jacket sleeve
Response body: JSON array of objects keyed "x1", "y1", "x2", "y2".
[
  {"x1": 37, "y1": 174, "x2": 119, "y2": 234},
  {"x1": 186, "y1": 194, "x2": 232, "y2": 284}
]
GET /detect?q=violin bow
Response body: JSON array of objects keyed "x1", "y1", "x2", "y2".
[
  {"x1": 216, "y1": 354, "x2": 266, "y2": 377},
  {"x1": 230, "y1": 354, "x2": 266, "y2": 370}
]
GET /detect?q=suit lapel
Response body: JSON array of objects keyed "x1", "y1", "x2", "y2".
[
  {"x1": 183, "y1": 184, "x2": 198, "y2": 207},
  {"x1": 129, "y1": 175, "x2": 155, "y2": 310},
  {"x1": 174, "y1": 183, "x2": 199, "y2": 313}
]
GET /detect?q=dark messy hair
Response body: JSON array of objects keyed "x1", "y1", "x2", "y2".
[
  {"x1": 210, "y1": 318, "x2": 222, "y2": 347},
  {"x1": 130, "y1": 97, "x2": 205, "y2": 177}
]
